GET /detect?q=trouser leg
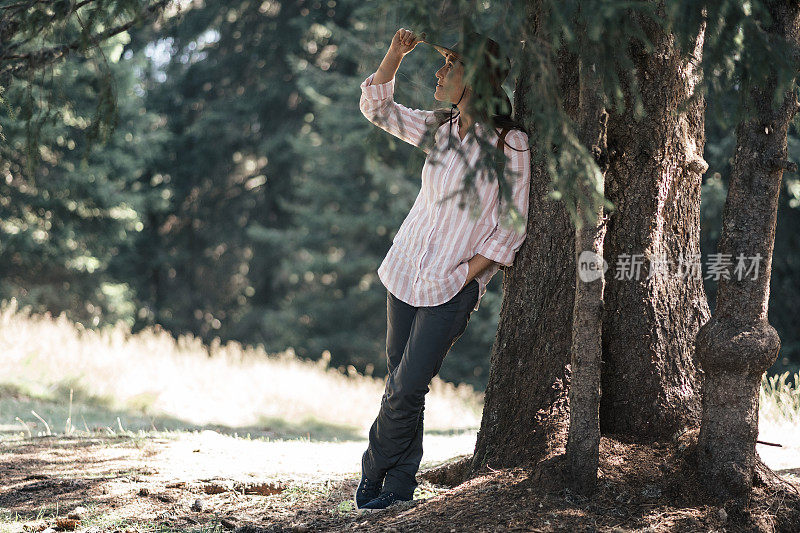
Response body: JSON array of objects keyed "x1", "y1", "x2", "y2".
[
  {"x1": 364, "y1": 280, "x2": 479, "y2": 499},
  {"x1": 362, "y1": 290, "x2": 417, "y2": 482}
]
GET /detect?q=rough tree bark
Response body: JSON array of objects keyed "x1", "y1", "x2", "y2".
[
  {"x1": 470, "y1": 0, "x2": 580, "y2": 473},
  {"x1": 566, "y1": 61, "x2": 609, "y2": 496},
  {"x1": 600, "y1": 8, "x2": 709, "y2": 439},
  {"x1": 695, "y1": 0, "x2": 800, "y2": 505},
  {"x1": 470, "y1": 1, "x2": 710, "y2": 476},
  {"x1": 470, "y1": 0, "x2": 710, "y2": 476}
]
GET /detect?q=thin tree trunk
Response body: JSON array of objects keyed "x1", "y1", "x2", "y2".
[
  {"x1": 566, "y1": 60, "x2": 608, "y2": 496},
  {"x1": 600, "y1": 8, "x2": 709, "y2": 439},
  {"x1": 695, "y1": 0, "x2": 800, "y2": 506}
]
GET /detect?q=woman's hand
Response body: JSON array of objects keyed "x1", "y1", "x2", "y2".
[
  {"x1": 389, "y1": 28, "x2": 425, "y2": 58},
  {"x1": 461, "y1": 261, "x2": 473, "y2": 290},
  {"x1": 461, "y1": 254, "x2": 497, "y2": 290},
  {"x1": 372, "y1": 28, "x2": 424, "y2": 85}
]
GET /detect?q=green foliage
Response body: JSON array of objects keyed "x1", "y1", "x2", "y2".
[
  {"x1": 0, "y1": 1, "x2": 174, "y2": 173},
  {"x1": 114, "y1": 0, "x2": 361, "y2": 344},
  {"x1": 1, "y1": 0, "x2": 799, "y2": 388},
  {"x1": 384, "y1": 0, "x2": 800, "y2": 229},
  {"x1": 0, "y1": 38, "x2": 166, "y2": 327}
]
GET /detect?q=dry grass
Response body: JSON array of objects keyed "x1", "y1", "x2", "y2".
[
  {"x1": 760, "y1": 370, "x2": 800, "y2": 429},
  {"x1": 758, "y1": 370, "x2": 800, "y2": 472},
  {"x1": 0, "y1": 298, "x2": 481, "y2": 441}
]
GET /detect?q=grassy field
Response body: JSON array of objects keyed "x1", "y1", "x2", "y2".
[
  {"x1": 0, "y1": 297, "x2": 798, "y2": 532},
  {"x1": 0, "y1": 298, "x2": 482, "y2": 442}
]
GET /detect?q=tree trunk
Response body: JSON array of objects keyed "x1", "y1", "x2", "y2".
[
  {"x1": 471, "y1": 1, "x2": 710, "y2": 475},
  {"x1": 566, "y1": 61, "x2": 609, "y2": 496},
  {"x1": 470, "y1": 1, "x2": 580, "y2": 473},
  {"x1": 695, "y1": 0, "x2": 800, "y2": 505},
  {"x1": 600, "y1": 9, "x2": 709, "y2": 439}
]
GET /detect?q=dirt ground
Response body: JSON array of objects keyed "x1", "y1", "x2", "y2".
[{"x1": 1, "y1": 431, "x2": 799, "y2": 533}]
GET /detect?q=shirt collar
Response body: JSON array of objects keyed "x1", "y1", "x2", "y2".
[{"x1": 453, "y1": 119, "x2": 501, "y2": 143}]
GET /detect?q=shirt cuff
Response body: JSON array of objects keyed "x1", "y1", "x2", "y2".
[
  {"x1": 361, "y1": 72, "x2": 395, "y2": 101},
  {"x1": 475, "y1": 234, "x2": 520, "y2": 267}
]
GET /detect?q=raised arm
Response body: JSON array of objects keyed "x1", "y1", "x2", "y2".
[{"x1": 359, "y1": 28, "x2": 437, "y2": 154}]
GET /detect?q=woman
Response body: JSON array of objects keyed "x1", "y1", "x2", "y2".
[{"x1": 355, "y1": 28, "x2": 531, "y2": 510}]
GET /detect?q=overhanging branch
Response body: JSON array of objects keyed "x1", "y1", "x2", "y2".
[{"x1": 0, "y1": 0, "x2": 172, "y2": 79}]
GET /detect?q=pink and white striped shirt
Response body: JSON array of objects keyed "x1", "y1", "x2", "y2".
[{"x1": 359, "y1": 71, "x2": 530, "y2": 312}]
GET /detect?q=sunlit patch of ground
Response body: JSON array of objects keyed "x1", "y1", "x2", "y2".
[
  {"x1": 0, "y1": 429, "x2": 478, "y2": 532},
  {"x1": 1, "y1": 429, "x2": 797, "y2": 533}
]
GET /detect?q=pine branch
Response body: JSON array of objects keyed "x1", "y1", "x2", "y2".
[
  {"x1": 0, "y1": 1, "x2": 103, "y2": 57},
  {"x1": 0, "y1": 0, "x2": 172, "y2": 78}
]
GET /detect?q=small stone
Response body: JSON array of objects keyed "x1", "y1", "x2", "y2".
[
  {"x1": 67, "y1": 506, "x2": 86, "y2": 520},
  {"x1": 220, "y1": 518, "x2": 237, "y2": 530},
  {"x1": 291, "y1": 524, "x2": 309, "y2": 533},
  {"x1": 717, "y1": 508, "x2": 728, "y2": 523},
  {"x1": 191, "y1": 499, "x2": 205, "y2": 512}
]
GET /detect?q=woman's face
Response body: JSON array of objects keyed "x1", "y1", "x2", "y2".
[{"x1": 434, "y1": 54, "x2": 467, "y2": 104}]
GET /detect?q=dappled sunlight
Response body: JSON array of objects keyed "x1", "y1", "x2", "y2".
[{"x1": 758, "y1": 371, "x2": 800, "y2": 473}]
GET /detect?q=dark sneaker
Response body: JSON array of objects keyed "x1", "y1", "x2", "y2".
[
  {"x1": 359, "y1": 490, "x2": 413, "y2": 510},
  {"x1": 354, "y1": 475, "x2": 383, "y2": 508}
]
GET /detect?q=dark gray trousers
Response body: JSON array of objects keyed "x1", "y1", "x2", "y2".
[{"x1": 361, "y1": 278, "x2": 479, "y2": 499}]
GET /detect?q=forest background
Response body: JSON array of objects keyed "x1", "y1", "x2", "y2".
[{"x1": 2, "y1": 0, "x2": 798, "y2": 391}]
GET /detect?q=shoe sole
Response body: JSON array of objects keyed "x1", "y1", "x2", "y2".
[{"x1": 357, "y1": 498, "x2": 413, "y2": 512}]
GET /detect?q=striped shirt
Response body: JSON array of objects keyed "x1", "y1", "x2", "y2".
[{"x1": 359, "y1": 71, "x2": 530, "y2": 312}]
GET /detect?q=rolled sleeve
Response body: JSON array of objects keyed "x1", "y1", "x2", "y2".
[
  {"x1": 359, "y1": 72, "x2": 437, "y2": 153},
  {"x1": 360, "y1": 72, "x2": 396, "y2": 100},
  {"x1": 475, "y1": 129, "x2": 531, "y2": 267}
]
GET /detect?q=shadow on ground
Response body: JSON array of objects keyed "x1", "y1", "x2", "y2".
[{"x1": 0, "y1": 381, "x2": 362, "y2": 442}]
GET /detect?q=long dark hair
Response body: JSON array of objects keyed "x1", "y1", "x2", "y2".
[{"x1": 431, "y1": 96, "x2": 530, "y2": 150}]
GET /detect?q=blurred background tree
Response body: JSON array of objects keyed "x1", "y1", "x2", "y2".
[{"x1": 1, "y1": 0, "x2": 798, "y2": 391}]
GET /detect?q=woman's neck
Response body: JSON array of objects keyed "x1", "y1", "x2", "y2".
[{"x1": 456, "y1": 102, "x2": 473, "y2": 132}]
